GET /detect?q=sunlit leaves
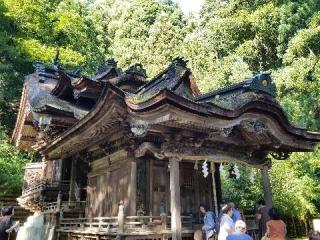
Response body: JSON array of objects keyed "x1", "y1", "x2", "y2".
[{"x1": 0, "y1": 128, "x2": 34, "y2": 194}]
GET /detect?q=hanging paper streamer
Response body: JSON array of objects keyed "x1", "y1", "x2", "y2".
[
  {"x1": 250, "y1": 169, "x2": 255, "y2": 183},
  {"x1": 234, "y1": 164, "x2": 240, "y2": 179},
  {"x1": 202, "y1": 160, "x2": 209, "y2": 178},
  {"x1": 219, "y1": 163, "x2": 224, "y2": 172}
]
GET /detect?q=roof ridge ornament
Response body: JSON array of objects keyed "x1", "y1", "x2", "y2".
[
  {"x1": 171, "y1": 57, "x2": 188, "y2": 68},
  {"x1": 243, "y1": 72, "x2": 277, "y2": 97},
  {"x1": 125, "y1": 63, "x2": 147, "y2": 78},
  {"x1": 95, "y1": 58, "x2": 118, "y2": 75}
]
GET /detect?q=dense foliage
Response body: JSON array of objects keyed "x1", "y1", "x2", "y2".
[
  {"x1": 0, "y1": 127, "x2": 34, "y2": 193},
  {"x1": 0, "y1": 0, "x2": 319, "y2": 228}
]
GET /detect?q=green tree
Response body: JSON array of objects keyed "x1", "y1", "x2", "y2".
[
  {"x1": 0, "y1": 127, "x2": 35, "y2": 194},
  {"x1": 195, "y1": 0, "x2": 320, "y2": 222},
  {"x1": 0, "y1": 0, "x2": 107, "y2": 129},
  {"x1": 94, "y1": 0, "x2": 185, "y2": 76}
]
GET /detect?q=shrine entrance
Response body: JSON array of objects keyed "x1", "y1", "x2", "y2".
[{"x1": 148, "y1": 160, "x2": 219, "y2": 217}]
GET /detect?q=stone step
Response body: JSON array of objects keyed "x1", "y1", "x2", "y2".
[{"x1": 0, "y1": 194, "x2": 32, "y2": 222}]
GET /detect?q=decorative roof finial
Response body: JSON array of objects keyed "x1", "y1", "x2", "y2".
[
  {"x1": 125, "y1": 63, "x2": 147, "y2": 78},
  {"x1": 171, "y1": 57, "x2": 188, "y2": 68},
  {"x1": 243, "y1": 72, "x2": 276, "y2": 97},
  {"x1": 106, "y1": 59, "x2": 117, "y2": 67},
  {"x1": 95, "y1": 59, "x2": 118, "y2": 75}
]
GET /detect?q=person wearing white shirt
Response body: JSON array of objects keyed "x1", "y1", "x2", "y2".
[{"x1": 218, "y1": 204, "x2": 235, "y2": 240}]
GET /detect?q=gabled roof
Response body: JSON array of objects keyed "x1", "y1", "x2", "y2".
[
  {"x1": 136, "y1": 58, "x2": 200, "y2": 99},
  {"x1": 12, "y1": 58, "x2": 320, "y2": 159}
]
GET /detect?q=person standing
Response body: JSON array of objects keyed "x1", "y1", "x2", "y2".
[
  {"x1": 256, "y1": 200, "x2": 270, "y2": 238},
  {"x1": 230, "y1": 203, "x2": 241, "y2": 222},
  {"x1": 0, "y1": 206, "x2": 15, "y2": 240},
  {"x1": 226, "y1": 220, "x2": 253, "y2": 240},
  {"x1": 218, "y1": 204, "x2": 235, "y2": 240},
  {"x1": 199, "y1": 204, "x2": 218, "y2": 240},
  {"x1": 266, "y1": 208, "x2": 286, "y2": 240}
]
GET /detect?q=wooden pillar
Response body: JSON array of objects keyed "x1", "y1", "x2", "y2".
[
  {"x1": 169, "y1": 157, "x2": 182, "y2": 240},
  {"x1": 128, "y1": 160, "x2": 137, "y2": 215},
  {"x1": 261, "y1": 164, "x2": 272, "y2": 208},
  {"x1": 210, "y1": 162, "x2": 218, "y2": 216},
  {"x1": 148, "y1": 158, "x2": 153, "y2": 216},
  {"x1": 68, "y1": 158, "x2": 76, "y2": 204},
  {"x1": 214, "y1": 163, "x2": 222, "y2": 205}
]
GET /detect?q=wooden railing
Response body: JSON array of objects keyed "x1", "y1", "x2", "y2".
[
  {"x1": 44, "y1": 201, "x2": 86, "y2": 213},
  {"x1": 60, "y1": 217, "x2": 119, "y2": 233},
  {"x1": 21, "y1": 180, "x2": 47, "y2": 196},
  {"x1": 59, "y1": 214, "x2": 194, "y2": 234},
  {"x1": 21, "y1": 180, "x2": 70, "y2": 197},
  {"x1": 25, "y1": 162, "x2": 44, "y2": 169},
  {"x1": 245, "y1": 215, "x2": 259, "y2": 230}
]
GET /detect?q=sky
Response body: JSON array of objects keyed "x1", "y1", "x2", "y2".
[{"x1": 173, "y1": 0, "x2": 204, "y2": 14}]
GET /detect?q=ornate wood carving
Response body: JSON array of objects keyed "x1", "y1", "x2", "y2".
[
  {"x1": 270, "y1": 151, "x2": 291, "y2": 160},
  {"x1": 23, "y1": 162, "x2": 44, "y2": 191}
]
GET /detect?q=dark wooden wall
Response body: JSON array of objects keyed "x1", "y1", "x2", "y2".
[
  {"x1": 85, "y1": 154, "x2": 217, "y2": 218},
  {"x1": 145, "y1": 160, "x2": 214, "y2": 217},
  {"x1": 86, "y1": 159, "x2": 131, "y2": 217}
]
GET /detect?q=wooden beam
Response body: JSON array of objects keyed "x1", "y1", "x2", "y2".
[
  {"x1": 20, "y1": 136, "x2": 36, "y2": 142},
  {"x1": 261, "y1": 164, "x2": 272, "y2": 208},
  {"x1": 170, "y1": 157, "x2": 182, "y2": 240}
]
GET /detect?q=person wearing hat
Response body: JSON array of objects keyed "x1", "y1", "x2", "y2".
[{"x1": 226, "y1": 220, "x2": 252, "y2": 240}]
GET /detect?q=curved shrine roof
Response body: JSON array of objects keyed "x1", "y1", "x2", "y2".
[{"x1": 12, "y1": 58, "x2": 320, "y2": 162}]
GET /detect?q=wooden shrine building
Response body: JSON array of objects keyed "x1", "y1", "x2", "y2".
[{"x1": 12, "y1": 58, "x2": 320, "y2": 240}]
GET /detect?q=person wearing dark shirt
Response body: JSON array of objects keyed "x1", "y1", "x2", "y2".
[
  {"x1": 256, "y1": 200, "x2": 270, "y2": 238},
  {"x1": 0, "y1": 206, "x2": 14, "y2": 240},
  {"x1": 230, "y1": 203, "x2": 241, "y2": 223}
]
